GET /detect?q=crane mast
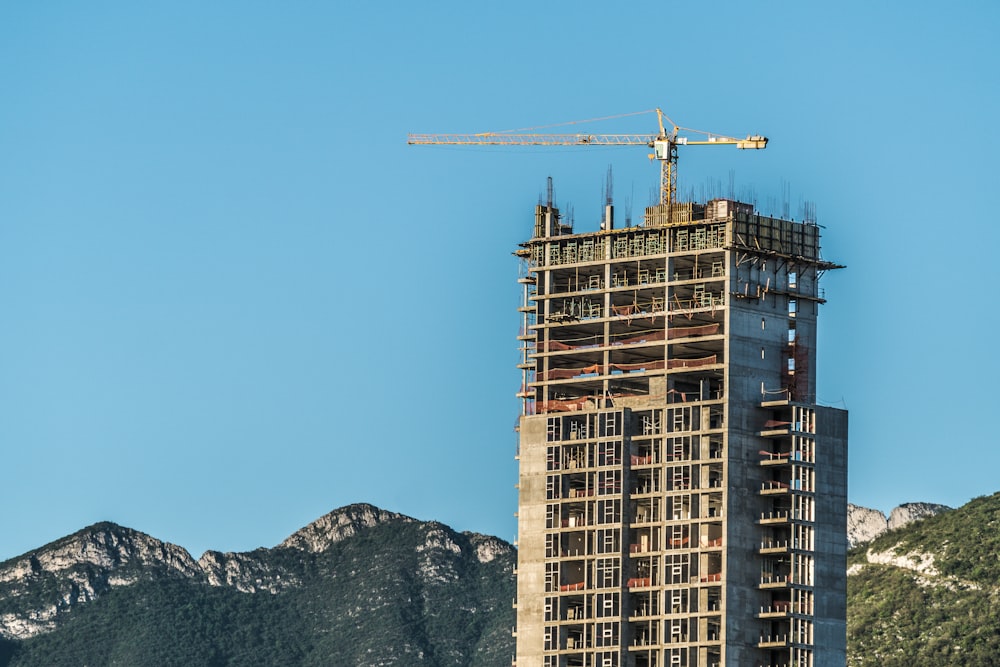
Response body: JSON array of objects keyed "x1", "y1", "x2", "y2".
[{"x1": 408, "y1": 108, "x2": 767, "y2": 214}]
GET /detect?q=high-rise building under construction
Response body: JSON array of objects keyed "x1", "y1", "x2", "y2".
[{"x1": 513, "y1": 194, "x2": 848, "y2": 667}]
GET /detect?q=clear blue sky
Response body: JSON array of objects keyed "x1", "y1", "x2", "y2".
[{"x1": 2, "y1": 2, "x2": 998, "y2": 562}]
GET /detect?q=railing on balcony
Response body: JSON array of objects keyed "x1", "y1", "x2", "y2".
[
  {"x1": 760, "y1": 539, "x2": 790, "y2": 552},
  {"x1": 760, "y1": 573, "x2": 789, "y2": 586},
  {"x1": 757, "y1": 634, "x2": 790, "y2": 648},
  {"x1": 761, "y1": 480, "x2": 790, "y2": 494}
]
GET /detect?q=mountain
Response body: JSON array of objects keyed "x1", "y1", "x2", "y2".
[
  {"x1": 3, "y1": 496, "x2": 992, "y2": 666},
  {"x1": 0, "y1": 504, "x2": 515, "y2": 667},
  {"x1": 847, "y1": 501, "x2": 951, "y2": 548},
  {"x1": 847, "y1": 492, "x2": 1000, "y2": 666}
]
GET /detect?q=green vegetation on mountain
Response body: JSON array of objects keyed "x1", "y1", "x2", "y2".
[
  {"x1": 0, "y1": 513, "x2": 515, "y2": 667},
  {"x1": 847, "y1": 492, "x2": 1000, "y2": 666},
  {"x1": 5, "y1": 495, "x2": 1000, "y2": 666}
]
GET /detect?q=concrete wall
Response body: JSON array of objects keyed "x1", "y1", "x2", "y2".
[
  {"x1": 516, "y1": 414, "x2": 549, "y2": 665},
  {"x1": 814, "y1": 406, "x2": 849, "y2": 667},
  {"x1": 724, "y1": 286, "x2": 792, "y2": 665}
]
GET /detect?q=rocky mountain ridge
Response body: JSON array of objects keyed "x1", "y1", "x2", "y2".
[
  {"x1": 847, "y1": 501, "x2": 951, "y2": 548},
  {"x1": 0, "y1": 503, "x2": 509, "y2": 643},
  {"x1": 1, "y1": 500, "x2": 950, "y2": 641},
  {"x1": 0, "y1": 498, "x2": 966, "y2": 666}
]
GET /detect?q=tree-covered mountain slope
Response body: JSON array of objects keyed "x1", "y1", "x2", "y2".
[
  {"x1": 0, "y1": 504, "x2": 515, "y2": 667},
  {"x1": 847, "y1": 492, "x2": 1000, "y2": 666},
  {"x1": 3, "y1": 494, "x2": 996, "y2": 666}
]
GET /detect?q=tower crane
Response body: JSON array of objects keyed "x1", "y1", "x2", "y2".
[{"x1": 408, "y1": 108, "x2": 767, "y2": 213}]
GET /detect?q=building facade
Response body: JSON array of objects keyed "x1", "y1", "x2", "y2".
[{"x1": 514, "y1": 197, "x2": 847, "y2": 667}]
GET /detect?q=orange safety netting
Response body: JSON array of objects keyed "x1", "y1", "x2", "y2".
[
  {"x1": 614, "y1": 330, "x2": 666, "y2": 346},
  {"x1": 542, "y1": 361, "x2": 668, "y2": 381},
  {"x1": 539, "y1": 398, "x2": 590, "y2": 413},
  {"x1": 544, "y1": 364, "x2": 601, "y2": 380},
  {"x1": 542, "y1": 324, "x2": 717, "y2": 353},
  {"x1": 668, "y1": 323, "x2": 720, "y2": 339},
  {"x1": 536, "y1": 388, "x2": 691, "y2": 414},
  {"x1": 667, "y1": 355, "x2": 717, "y2": 369},
  {"x1": 611, "y1": 304, "x2": 640, "y2": 317},
  {"x1": 611, "y1": 360, "x2": 665, "y2": 373}
]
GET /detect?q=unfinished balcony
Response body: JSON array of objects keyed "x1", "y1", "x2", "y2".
[
  {"x1": 759, "y1": 572, "x2": 791, "y2": 590},
  {"x1": 757, "y1": 599, "x2": 793, "y2": 619},
  {"x1": 758, "y1": 595, "x2": 812, "y2": 619},
  {"x1": 758, "y1": 617, "x2": 792, "y2": 649},
  {"x1": 759, "y1": 401, "x2": 817, "y2": 436},
  {"x1": 761, "y1": 479, "x2": 791, "y2": 496},
  {"x1": 759, "y1": 510, "x2": 791, "y2": 526},
  {"x1": 759, "y1": 448, "x2": 792, "y2": 467},
  {"x1": 758, "y1": 634, "x2": 791, "y2": 649},
  {"x1": 759, "y1": 440, "x2": 814, "y2": 466},
  {"x1": 759, "y1": 536, "x2": 791, "y2": 555}
]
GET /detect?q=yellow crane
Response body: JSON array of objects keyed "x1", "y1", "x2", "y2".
[{"x1": 408, "y1": 108, "x2": 767, "y2": 212}]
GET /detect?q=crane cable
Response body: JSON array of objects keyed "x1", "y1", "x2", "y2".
[{"x1": 493, "y1": 109, "x2": 659, "y2": 135}]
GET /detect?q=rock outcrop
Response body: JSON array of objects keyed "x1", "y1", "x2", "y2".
[
  {"x1": 848, "y1": 504, "x2": 889, "y2": 548},
  {"x1": 848, "y1": 502, "x2": 952, "y2": 548},
  {"x1": 888, "y1": 502, "x2": 951, "y2": 531},
  {"x1": 279, "y1": 503, "x2": 411, "y2": 553},
  {"x1": 468, "y1": 533, "x2": 509, "y2": 564},
  {"x1": 0, "y1": 523, "x2": 202, "y2": 639},
  {"x1": 197, "y1": 549, "x2": 296, "y2": 593}
]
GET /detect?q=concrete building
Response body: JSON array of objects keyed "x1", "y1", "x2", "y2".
[{"x1": 513, "y1": 194, "x2": 847, "y2": 667}]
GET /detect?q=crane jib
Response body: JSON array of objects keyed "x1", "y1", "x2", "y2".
[
  {"x1": 407, "y1": 110, "x2": 766, "y2": 207},
  {"x1": 406, "y1": 133, "x2": 657, "y2": 146}
]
